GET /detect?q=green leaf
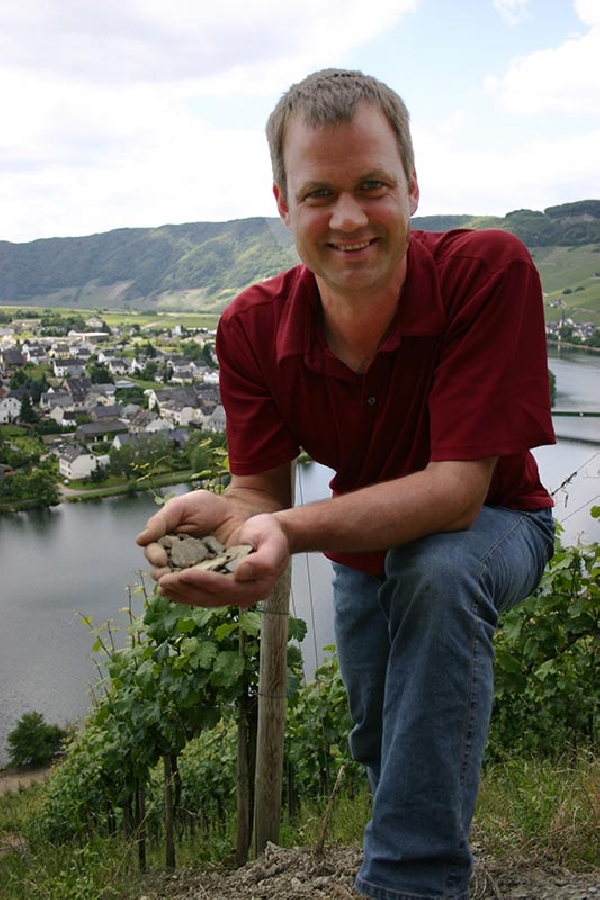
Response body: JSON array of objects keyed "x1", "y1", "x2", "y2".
[{"x1": 211, "y1": 651, "x2": 244, "y2": 687}]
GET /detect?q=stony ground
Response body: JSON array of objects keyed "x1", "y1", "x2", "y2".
[
  {"x1": 1, "y1": 772, "x2": 598, "y2": 898},
  {"x1": 144, "y1": 843, "x2": 600, "y2": 900}
]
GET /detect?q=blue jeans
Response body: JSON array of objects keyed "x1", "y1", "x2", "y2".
[{"x1": 332, "y1": 506, "x2": 554, "y2": 900}]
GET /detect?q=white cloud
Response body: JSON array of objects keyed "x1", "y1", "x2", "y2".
[
  {"x1": 0, "y1": 0, "x2": 418, "y2": 85},
  {"x1": 487, "y1": 1, "x2": 600, "y2": 114},
  {"x1": 0, "y1": 0, "x2": 420, "y2": 242},
  {"x1": 575, "y1": 0, "x2": 600, "y2": 29},
  {"x1": 414, "y1": 126, "x2": 600, "y2": 217},
  {"x1": 1, "y1": 0, "x2": 596, "y2": 243}
]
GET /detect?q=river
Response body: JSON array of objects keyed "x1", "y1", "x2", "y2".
[{"x1": 0, "y1": 347, "x2": 598, "y2": 763}]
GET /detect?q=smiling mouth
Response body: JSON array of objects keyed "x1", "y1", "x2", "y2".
[{"x1": 330, "y1": 239, "x2": 375, "y2": 252}]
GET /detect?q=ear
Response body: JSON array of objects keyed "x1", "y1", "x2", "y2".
[
  {"x1": 273, "y1": 184, "x2": 291, "y2": 228},
  {"x1": 408, "y1": 170, "x2": 419, "y2": 217}
]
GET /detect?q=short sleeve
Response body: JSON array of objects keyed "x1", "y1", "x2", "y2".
[
  {"x1": 216, "y1": 312, "x2": 300, "y2": 474},
  {"x1": 429, "y1": 236, "x2": 554, "y2": 460}
]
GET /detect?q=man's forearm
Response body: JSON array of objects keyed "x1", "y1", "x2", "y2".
[
  {"x1": 273, "y1": 459, "x2": 496, "y2": 555},
  {"x1": 224, "y1": 463, "x2": 294, "y2": 523},
  {"x1": 224, "y1": 484, "x2": 287, "y2": 520}
]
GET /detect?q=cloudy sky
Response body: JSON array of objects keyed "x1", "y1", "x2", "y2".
[{"x1": 1, "y1": 0, "x2": 598, "y2": 244}]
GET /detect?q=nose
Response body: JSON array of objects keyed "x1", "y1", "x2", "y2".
[{"x1": 329, "y1": 192, "x2": 368, "y2": 231}]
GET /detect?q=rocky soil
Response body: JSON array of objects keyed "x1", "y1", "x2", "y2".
[
  {"x1": 1, "y1": 771, "x2": 597, "y2": 898},
  {"x1": 144, "y1": 843, "x2": 600, "y2": 900}
]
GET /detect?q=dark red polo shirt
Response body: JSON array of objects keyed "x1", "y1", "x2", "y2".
[{"x1": 217, "y1": 228, "x2": 555, "y2": 575}]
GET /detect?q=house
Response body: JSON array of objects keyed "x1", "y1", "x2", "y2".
[
  {"x1": 65, "y1": 377, "x2": 93, "y2": 408},
  {"x1": 0, "y1": 346, "x2": 26, "y2": 374},
  {"x1": 85, "y1": 316, "x2": 105, "y2": 330},
  {"x1": 111, "y1": 432, "x2": 145, "y2": 451},
  {"x1": 0, "y1": 463, "x2": 14, "y2": 481},
  {"x1": 84, "y1": 384, "x2": 118, "y2": 409},
  {"x1": 48, "y1": 341, "x2": 71, "y2": 360},
  {"x1": 58, "y1": 445, "x2": 98, "y2": 481},
  {"x1": 89, "y1": 404, "x2": 123, "y2": 423},
  {"x1": 75, "y1": 421, "x2": 129, "y2": 445},
  {"x1": 145, "y1": 416, "x2": 174, "y2": 434},
  {"x1": 206, "y1": 404, "x2": 226, "y2": 433},
  {"x1": 147, "y1": 387, "x2": 204, "y2": 427},
  {"x1": 112, "y1": 427, "x2": 190, "y2": 452},
  {"x1": 11, "y1": 318, "x2": 41, "y2": 333},
  {"x1": 0, "y1": 395, "x2": 21, "y2": 424},
  {"x1": 107, "y1": 358, "x2": 130, "y2": 377},
  {"x1": 119, "y1": 403, "x2": 142, "y2": 422},
  {"x1": 47, "y1": 406, "x2": 78, "y2": 429},
  {"x1": 21, "y1": 342, "x2": 49, "y2": 365},
  {"x1": 53, "y1": 359, "x2": 87, "y2": 379},
  {"x1": 40, "y1": 390, "x2": 73, "y2": 411}
]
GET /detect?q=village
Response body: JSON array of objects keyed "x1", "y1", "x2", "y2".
[
  {"x1": 0, "y1": 311, "x2": 225, "y2": 495},
  {"x1": 1, "y1": 300, "x2": 599, "y2": 501}
]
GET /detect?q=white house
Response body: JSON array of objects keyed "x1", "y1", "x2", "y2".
[
  {"x1": 58, "y1": 445, "x2": 98, "y2": 481},
  {"x1": 0, "y1": 395, "x2": 21, "y2": 424},
  {"x1": 53, "y1": 359, "x2": 86, "y2": 379}
]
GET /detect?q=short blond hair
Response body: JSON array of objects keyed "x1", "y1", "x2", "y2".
[{"x1": 266, "y1": 68, "x2": 415, "y2": 201}]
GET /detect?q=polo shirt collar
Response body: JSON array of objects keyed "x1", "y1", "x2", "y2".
[{"x1": 274, "y1": 234, "x2": 447, "y2": 364}]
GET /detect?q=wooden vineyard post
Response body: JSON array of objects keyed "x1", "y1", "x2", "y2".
[{"x1": 253, "y1": 462, "x2": 295, "y2": 855}]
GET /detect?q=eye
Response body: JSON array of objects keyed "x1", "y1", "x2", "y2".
[
  {"x1": 360, "y1": 180, "x2": 386, "y2": 194},
  {"x1": 303, "y1": 187, "x2": 333, "y2": 203}
]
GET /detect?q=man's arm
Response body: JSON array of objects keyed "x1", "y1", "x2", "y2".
[
  {"x1": 141, "y1": 457, "x2": 496, "y2": 608},
  {"x1": 224, "y1": 463, "x2": 294, "y2": 524},
  {"x1": 274, "y1": 457, "x2": 497, "y2": 555}
]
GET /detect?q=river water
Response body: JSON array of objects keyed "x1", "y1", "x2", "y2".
[{"x1": 0, "y1": 347, "x2": 599, "y2": 763}]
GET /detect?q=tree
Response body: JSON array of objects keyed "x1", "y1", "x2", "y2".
[
  {"x1": 19, "y1": 393, "x2": 38, "y2": 425},
  {"x1": 7, "y1": 711, "x2": 67, "y2": 768},
  {"x1": 29, "y1": 467, "x2": 61, "y2": 506},
  {"x1": 88, "y1": 362, "x2": 113, "y2": 383},
  {"x1": 142, "y1": 360, "x2": 158, "y2": 382}
]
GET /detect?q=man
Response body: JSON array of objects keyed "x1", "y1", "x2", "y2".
[{"x1": 138, "y1": 69, "x2": 555, "y2": 900}]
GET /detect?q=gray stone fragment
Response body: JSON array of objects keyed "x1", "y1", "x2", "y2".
[{"x1": 157, "y1": 533, "x2": 253, "y2": 574}]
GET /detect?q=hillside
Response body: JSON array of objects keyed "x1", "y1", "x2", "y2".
[{"x1": 1, "y1": 200, "x2": 600, "y2": 321}]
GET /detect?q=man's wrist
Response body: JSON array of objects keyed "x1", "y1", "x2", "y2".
[{"x1": 272, "y1": 509, "x2": 297, "y2": 554}]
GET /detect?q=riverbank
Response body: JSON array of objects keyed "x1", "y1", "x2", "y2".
[
  {"x1": 0, "y1": 470, "x2": 195, "y2": 513},
  {"x1": 59, "y1": 475, "x2": 192, "y2": 503},
  {"x1": 0, "y1": 765, "x2": 51, "y2": 796},
  {"x1": 548, "y1": 338, "x2": 600, "y2": 354}
]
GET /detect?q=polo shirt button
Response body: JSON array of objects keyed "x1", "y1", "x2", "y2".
[{"x1": 367, "y1": 396, "x2": 376, "y2": 406}]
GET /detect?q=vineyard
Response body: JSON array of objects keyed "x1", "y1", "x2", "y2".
[{"x1": 0, "y1": 505, "x2": 598, "y2": 898}]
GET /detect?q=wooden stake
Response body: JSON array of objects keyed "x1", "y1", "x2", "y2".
[
  {"x1": 252, "y1": 562, "x2": 291, "y2": 855},
  {"x1": 253, "y1": 462, "x2": 295, "y2": 855}
]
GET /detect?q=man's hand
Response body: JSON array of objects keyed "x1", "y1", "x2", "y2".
[
  {"x1": 136, "y1": 489, "x2": 245, "y2": 580},
  {"x1": 139, "y1": 511, "x2": 291, "y2": 608}
]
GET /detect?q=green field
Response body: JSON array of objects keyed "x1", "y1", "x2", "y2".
[
  {"x1": 533, "y1": 244, "x2": 600, "y2": 325},
  {"x1": 0, "y1": 306, "x2": 221, "y2": 331}
]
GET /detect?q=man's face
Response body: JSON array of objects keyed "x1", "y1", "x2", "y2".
[{"x1": 274, "y1": 102, "x2": 419, "y2": 304}]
